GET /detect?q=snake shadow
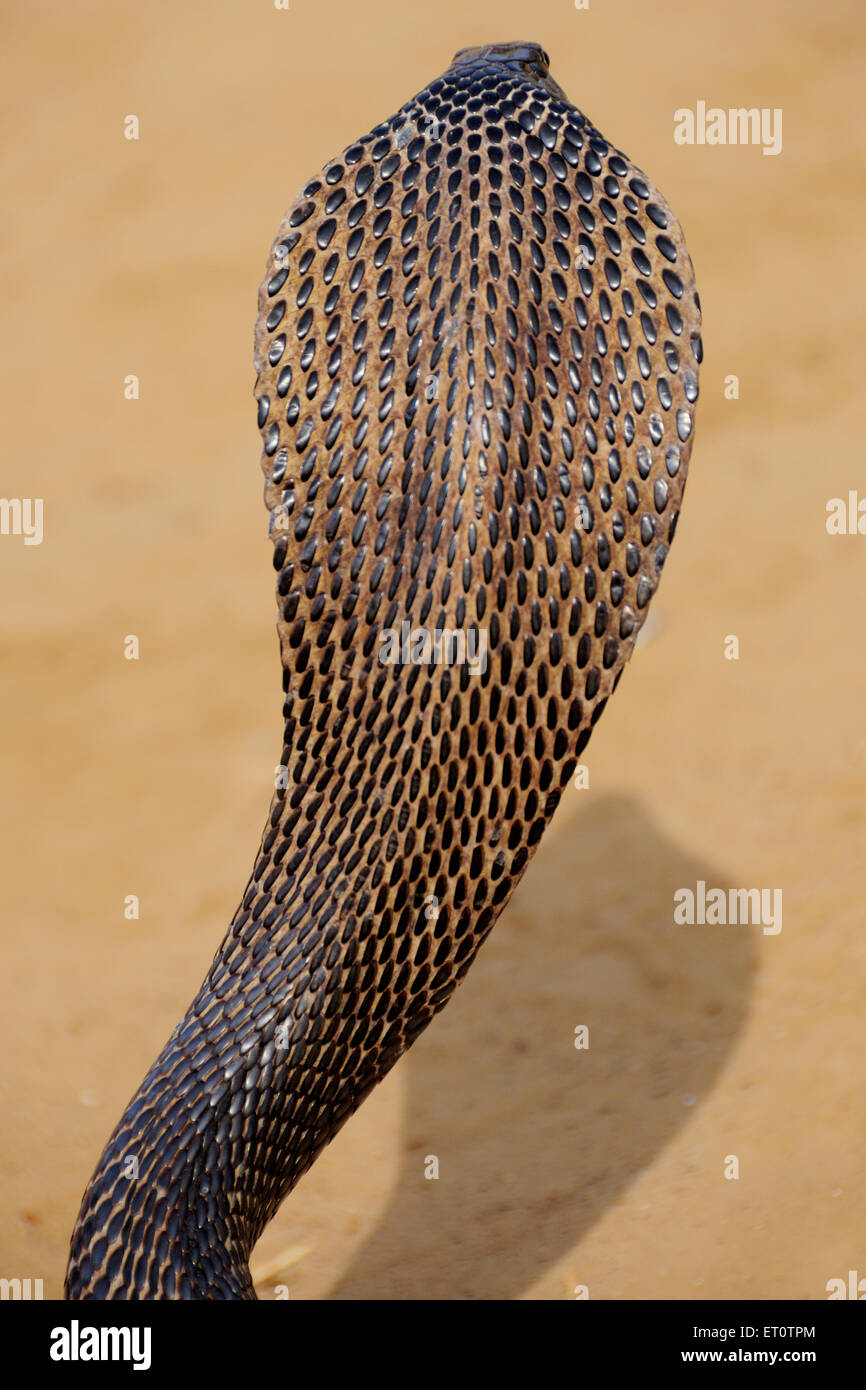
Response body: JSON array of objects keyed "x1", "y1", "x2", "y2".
[{"x1": 328, "y1": 792, "x2": 756, "y2": 1299}]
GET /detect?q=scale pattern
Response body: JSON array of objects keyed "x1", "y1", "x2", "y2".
[{"x1": 66, "y1": 42, "x2": 701, "y2": 1299}]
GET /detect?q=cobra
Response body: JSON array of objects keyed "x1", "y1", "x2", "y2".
[{"x1": 66, "y1": 41, "x2": 701, "y2": 1299}]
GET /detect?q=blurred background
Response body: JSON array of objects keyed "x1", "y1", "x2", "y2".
[{"x1": 1, "y1": 0, "x2": 864, "y2": 1299}]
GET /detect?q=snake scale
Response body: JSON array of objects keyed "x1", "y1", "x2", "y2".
[{"x1": 66, "y1": 42, "x2": 701, "y2": 1299}]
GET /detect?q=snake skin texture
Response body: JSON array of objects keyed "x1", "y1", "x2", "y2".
[{"x1": 66, "y1": 41, "x2": 701, "y2": 1299}]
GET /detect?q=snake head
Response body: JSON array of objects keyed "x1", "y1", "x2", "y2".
[{"x1": 449, "y1": 42, "x2": 569, "y2": 101}]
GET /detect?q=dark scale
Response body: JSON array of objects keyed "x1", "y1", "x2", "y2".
[{"x1": 66, "y1": 41, "x2": 701, "y2": 1300}]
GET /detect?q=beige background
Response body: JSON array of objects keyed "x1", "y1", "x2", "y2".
[{"x1": 1, "y1": 0, "x2": 864, "y2": 1299}]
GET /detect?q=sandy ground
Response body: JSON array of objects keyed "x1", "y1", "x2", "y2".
[{"x1": 1, "y1": 0, "x2": 865, "y2": 1300}]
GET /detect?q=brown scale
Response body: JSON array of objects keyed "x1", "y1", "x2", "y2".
[{"x1": 66, "y1": 41, "x2": 701, "y2": 1299}]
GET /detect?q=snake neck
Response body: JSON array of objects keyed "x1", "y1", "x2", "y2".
[
  {"x1": 65, "y1": 1018, "x2": 258, "y2": 1298},
  {"x1": 65, "y1": 787, "x2": 413, "y2": 1299}
]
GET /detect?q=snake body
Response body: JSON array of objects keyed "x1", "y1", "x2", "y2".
[{"x1": 66, "y1": 42, "x2": 701, "y2": 1298}]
